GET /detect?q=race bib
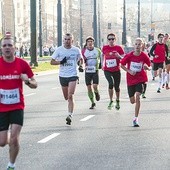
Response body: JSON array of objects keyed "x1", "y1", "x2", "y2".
[
  {"x1": 130, "y1": 62, "x2": 142, "y2": 72},
  {"x1": 0, "y1": 88, "x2": 20, "y2": 104},
  {"x1": 64, "y1": 60, "x2": 75, "y2": 67},
  {"x1": 106, "y1": 59, "x2": 117, "y2": 68},
  {"x1": 85, "y1": 66, "x2": 96, "y2": 73}
]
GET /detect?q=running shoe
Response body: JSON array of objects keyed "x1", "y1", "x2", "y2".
[
  {"x1": 157, "y1": 88, "x2": 161, "y2": 93},
  {"x1": 152, "y1": 77, "x2": 155, "y2": 81},
  {"x1": 66, "y1": 115, "x2": 72, "y2": 125},
  {"x1": 94, "y1": 92, "x2": 100, "y2": 101},
  {"x1": 7, "y1": 167, "x2": 15, "y2": 170},
  {"x1": 142, "y1": 93, "x2": 146, "y2": 98},
  {"x1": 162, "y1": 84, "x2": 165, "y2": 88},
  {"x1": 115, "y1": 99, "x2": 120, "y2": 110},
  {"x1": 107, "y1": 101, "x2": 113, "y2": 110},
  {"x1": 89, "y1": 103, "x2": 96, "y2": 109},
  {"x1": 166, "y1": 84, "x2": 170, "y2": 90},
  {"x1": 133, "y1": 119, "x2": 139, "y2": 127}
]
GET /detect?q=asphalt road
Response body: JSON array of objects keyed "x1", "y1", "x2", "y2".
[{"x1": 1, "y1": 70, "x2": 170, "y2": 170}]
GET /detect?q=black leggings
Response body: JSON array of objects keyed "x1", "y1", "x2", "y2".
[{"x1": 104, "y1": 70, "x2": 121, "y2": 92}]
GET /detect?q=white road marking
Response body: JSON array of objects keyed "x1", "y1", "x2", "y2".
[
  {"x1": 52, "y1": 87, "x2": 60, "y2": 89},
  {"x1": 38, "y1": 133, "x2": 61, "y2": 143},
  {"x1": 25, "y1": 93, "x2": 36, "y2": 97},
  {"x1": 80, "y1": 115, "x2": 95, "y2": 122}
]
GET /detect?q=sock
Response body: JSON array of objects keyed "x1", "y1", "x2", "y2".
[
  {"x1": 68, "y1": 112, "x2": 72, "y2": 117},
  {"x1": 7, "y1": 162, "x2": 15, "y2": 168},
  {"x1": 88, "y1": 91, "x2": 94, "y2": 104},
  {"x1": 158, "y1": 76, "x2": 162, "y2": 88},
  {"x1": 134, "y1": 117, "x2": 138, "y2": 121}
]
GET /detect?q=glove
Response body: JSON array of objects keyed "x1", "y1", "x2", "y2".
[
  {"x1": 60, "y1": 57, "x2": 67, "y2": 64},
  {"x1": 78, "y1": 65, "x2": 84, "y2": 72}
]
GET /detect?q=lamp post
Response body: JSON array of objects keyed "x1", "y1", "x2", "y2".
[
  {"x1": 39, "y1": 0, "x2": 43, "y2": 57},
  {"x1": 30, "y1": 0, "x2": 38, "y2": 66},
  {"x1": 57, "y1": 0, "x2": 62, "y2": 46},
  {"x1": 137, "y1": 0, "x2": 141, "y2": 37},
  {"x1": 122, "y1": 0, "x2": 127, "y2": 45},
  {"x1": 80, "y1": 0, "x2": 83, "y2": 48},
  {"x1": 93, "y1": 0, "x2": 98, "y2": 47}
]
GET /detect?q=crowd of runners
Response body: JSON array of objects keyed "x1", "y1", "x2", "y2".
[{"x1": 0, "y1": 32, "x2": 170, "y2": 169}]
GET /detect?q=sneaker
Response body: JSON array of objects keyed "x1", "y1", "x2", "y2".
[
  {"x1": 157, "y1": 88, "x2": 161, "y2": 93},
  {"x1": 142, "y1": 93, "x2": 146, "y2": 98},
  {"x1": 162, "y1": 84, "x2": 165, "y2": 88},
  {"x1": 166, "y1": 84, "x2": 170, "y2": 90},
  {"x1": 115, "y1": 99, "x2": 120, "y2": 110},
  {"x1": 107, "y1": 101, "x2": 113, "y2": 110},
  {"x1": 7, "y1": 167, "x2": 15, "y2": 170},
  {"x1": 133, "y1": 119, "x2": 139, "y2": 127},
  {"x1": 66, "y1": 115, "x2": 72, "y2": 125},
  {"x1": 152, "y1": 77, "x2": 155, "y2": 81},
  {"x1": 89, "y1": 103, "x2": 96, "y2": 109},
  {"x1": 94, "y1": 92, "x2": 100, "y2": 101}
]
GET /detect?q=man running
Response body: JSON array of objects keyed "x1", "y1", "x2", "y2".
[
  {"x1": 51, "y1": 33, "x2": 83, "y2": 125},
  {"x1": 0, "y1": 34, "x2": 37, "y2": 170},
  {"x1": 121, "y1": 38, "x2": 150, "y2": 127},
  {"x1": 102, "y1": 33, "x2": 124, "y2": 110},
  {"x1": 82, "y1": 36, "x2": 102, "y2": 109},
  {"x1": 150, "y1": 33, "x2": 168, "y2": 93}
]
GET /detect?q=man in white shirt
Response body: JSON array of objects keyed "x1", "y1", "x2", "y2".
[{"x1": 51, "y1": 33, "x2": 83, "y2": 125}]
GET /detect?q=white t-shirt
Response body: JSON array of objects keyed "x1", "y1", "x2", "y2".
[{"x1": 51, "y1": 45, "x2": 82, "y2": 77}]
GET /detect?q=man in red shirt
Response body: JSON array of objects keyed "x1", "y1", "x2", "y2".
[
  {"x1": 121, "y1": 38, "x2": 151, "y2": 127},
  {"x1": 0, "y1": 35, "x2": 37, "y2": 170},
  {"x1": 102, "y1": 33, "x2": 124, "y2": 110},
  {"x1": 150, "y1": 33, "x2": 168, "y2": 93}
]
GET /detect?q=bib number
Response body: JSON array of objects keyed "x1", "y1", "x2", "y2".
[
  {"x1": 0, "y1": 88, "x2": 20, "y2": 104},
  {"x1": 106, "y1": 59, "x2": 117, "y2": 68},
  {"x1": 85, "y1": 66, "x2": 96, "y2": 73},
  {"x1": 130, "y1": 62, "x2": 142, "y2": 72}
]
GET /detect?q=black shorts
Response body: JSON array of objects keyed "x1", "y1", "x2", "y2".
[
  {"x1": 153, "y1": 62, "x2": 164, "y2": 70},
  {"x1": 85, "y1": 71, "x2": 99, "y2": 86},
  {"x1": 59, "y1": 76, "x2": 78, "y2": 87},
  {"x1": 127, "y1": 83, "x2": 143, "y2": 98},
  {"x1": 0, "y1": 109, "x2": 24, "y2": 131},
  {"x1": 165, "y1": 58, "x2": 170, "y2": 65}
]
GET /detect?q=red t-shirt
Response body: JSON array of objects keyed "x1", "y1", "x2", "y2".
[
  {"x1": 102, "y1": 45, "x2": 124, "y2": 72},
  {"x1": 121, "y1": 51, "x2": 151, "y2": 86},
  {"x1": 0, "y1": 57, "x2": 34, "y2": 112}
]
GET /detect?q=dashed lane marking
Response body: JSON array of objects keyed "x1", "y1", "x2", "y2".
[
  {"x1": 80, "y1": 115, "x2": 95, "y2": 122},
  {"x1": 25, "y1": 93, "x2": 36, "y2": 97},
  {"x1": 37, "y1": 133, "x2": 61, "y2": 143}
]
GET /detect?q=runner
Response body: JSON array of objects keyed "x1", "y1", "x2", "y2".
[
  {"x1": 50, "y1": 33, "x2": 83, "y2": 125},
  {"x1": 102, "y1": 33, "x2": 125, "y2": 110},
  {"x1": 0, "y1": 34, "x2": 37, "y2": 170},
  {"x1": 121, "y1": 38, "x2": 150, "y2": 127},
  {"x1": 150, "y1": 33, "x2": 168, "y2": 93},
  {"x1": 82, "y1": 36, "x2": 102, "y2": 109}
]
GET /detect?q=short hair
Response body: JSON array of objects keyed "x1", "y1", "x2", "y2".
[
  {"x1": 107, "y1": 33, "x2": 116, "y2": 39},
  {"x1": 86, "y1": 36, "x2": 95, "y2": 42},
  {"x1": 157, "y1": 33, "x2": 164, "y2": 38},
  {"x1": 64, "y1": 33, "x2": 73, "y2": 39},
  {"x1": 135, "y1": 37, "x2": 144, "y2": 44}
]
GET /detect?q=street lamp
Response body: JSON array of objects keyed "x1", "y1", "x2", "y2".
[
  {"x1": 39, "y1": 0, "x2": 43, "y2": 57},
  {"x1": 93, "y1": 0, "x2": 98, "y2": 47},
  {"x1": 122, "y1": 0, "x2": 127, "y2": 45},
  {"x1": 80, "y1": 0, "x2": 83, "y2": 48},
  {"x1": 137, "y1": 0, "x2": 141, "y2": 37},
  {"x1": 57, "y1": 0, "x2": 62, "y2": 46}
]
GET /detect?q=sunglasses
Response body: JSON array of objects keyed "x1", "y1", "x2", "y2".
[
  {"x1": 108, "y1": 38, "x2": 115, "y2": 41},
  {"x1": 2, "y1": 44, "x2": 13, "y2": 47}
]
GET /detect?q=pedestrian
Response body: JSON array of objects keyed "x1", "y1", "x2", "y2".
[
  {"x1": 121, "y1": 38, "x2": 151, "y2": 127},
  {"x1": 102, "y1": 33, "x2": 125, "y2": 110},
  {"x1": 50, "y1": 33, "x2": 83, "y2": 125},
  {"x1": 0, "y1": 34, "x2": 37, "y2": 170},
  {"x1": 150, "y1": 33, "x2": 168, "y2": 93},
  {"x1": 82, "y1": 36, "x2": 102, "y2": 109}
]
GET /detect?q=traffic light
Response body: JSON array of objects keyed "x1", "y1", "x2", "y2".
[{"x1": 148, "y1": 34, "x2": 154, "y2": 41}]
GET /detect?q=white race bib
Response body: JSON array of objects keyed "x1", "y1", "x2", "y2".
[
  {"x1": 106, "y1": 59, "x2": 117, "y2": 68},
  {"x1": 130, "y1": 62, "x2": 142, "y2": 72},
  {"x1": 0, "y1": 88, "x2": 20, "y2": 104},
  {"x1": 85, "y1": 66, "x2": 96, "y2": 73},
  {"x1": 64, "y1": 60, "x2": 75, "y2": 67}
]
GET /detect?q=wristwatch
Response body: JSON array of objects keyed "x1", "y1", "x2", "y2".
[{"x1": 25, "y1": 80, "x2": 31, "y2": 85}]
